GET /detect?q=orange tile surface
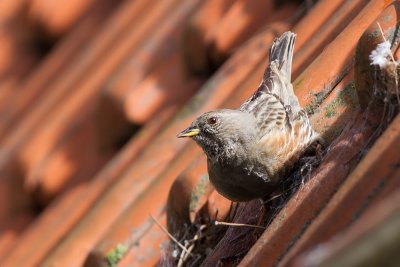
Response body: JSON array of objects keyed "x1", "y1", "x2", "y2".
[
  {"x1": 0, "y1": 0, "x2": 399, "y2": 266},
  {"x1": 0, "y1": 1, "x2": 118, "y2": 141},
  {"x1": 39, "y1": 26, "x2": 290, "y2": 267},
  {"x1": 28, "y1": 0, "x2": 97, "y2": 36},
  {"x1": 294, "y1": 173, "x2": 400, "y2": 267},
  {"x1": 283, "y1": 112, "x2": 400, "y2": 266},
  {"x1": 183, "y1": 0, "x2": 234, "y2": 74}
]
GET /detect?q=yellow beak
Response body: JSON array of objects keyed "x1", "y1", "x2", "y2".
[{"x1": 177, "y1": 127, "x2": 200, "y2": 138}]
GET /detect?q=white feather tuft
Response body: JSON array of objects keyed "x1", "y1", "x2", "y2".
[{"x1": 369, "y1": 41, "x2": 392, "y2": 69}]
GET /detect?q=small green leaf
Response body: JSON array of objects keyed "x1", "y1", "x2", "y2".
[{"x1": 106, "y1": 244, "x2": 128, "y2": 267}]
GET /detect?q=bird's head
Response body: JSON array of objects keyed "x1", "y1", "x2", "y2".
[{"x1": 177, "y1": 109, "x2": 258, "y2": 159}]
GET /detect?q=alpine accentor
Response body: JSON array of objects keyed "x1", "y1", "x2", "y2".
[{"x1": 177, "y1": 32, "x2": 321, "y2": 202}]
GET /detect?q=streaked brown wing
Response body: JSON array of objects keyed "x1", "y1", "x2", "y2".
[
  {"x1": 239, "y1": 32, "x2": 301, "y2": 137},
  {"x1": 240, "y1": 85, "x2": 288, "y2": 136}
]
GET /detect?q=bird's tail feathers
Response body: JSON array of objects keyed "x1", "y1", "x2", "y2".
[
  {"x1": 267, "y1": 31, "x2": 296, "y2": 82},
  {"x1": 240, "y1": 32, "x2": 301, "y2": 114},
  {"x1": 262, "y1": 31, "x2": 301, "y2": 113}
]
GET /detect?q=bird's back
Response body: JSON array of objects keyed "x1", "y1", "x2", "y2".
[{"x1": 240, "y1": 32, "x2": 320, "y2": 176}]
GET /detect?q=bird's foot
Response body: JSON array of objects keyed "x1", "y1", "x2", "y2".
[
  {"x1": 299, "y1": 153, "x2": 322, "y2": 184},
  {"x1": 314, "y1": 143, "x2": 325, "y2": 161},
  {"x1": 299, "y1": 140, "x2": 325, "y2": 182}
]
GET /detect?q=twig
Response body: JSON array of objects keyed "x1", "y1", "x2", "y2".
[
  {"x1": 263, "y1": 193, "x2": 283, "y2": 205},
  {"x1": 377, "y1": 22, "x2": 396, "y2": 63},
  {"x1": 214, "y1": 221, "x2": 266, "y2": 230},
  {"x1": 177, "y1": 241, "x2": 191, "y2": 267},
  {"x1": 377, "y1": 23, "x2": 400, "y2": 106},
  {"x1": 150, "y1": 215, "x2": 192, "y2": 256},
  {"x1": 177, "y1": 225, "x2": 206, "y2": 267}
]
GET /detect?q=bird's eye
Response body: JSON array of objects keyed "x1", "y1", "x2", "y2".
[{"x1": 207, "y1": 117, "x2": 218, "y2": 125}]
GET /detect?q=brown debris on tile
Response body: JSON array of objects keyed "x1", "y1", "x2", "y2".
[{"x1": 0, "y1": 0, "x2": 399, "y2": 266}]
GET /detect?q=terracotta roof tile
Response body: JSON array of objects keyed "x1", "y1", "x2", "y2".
[
  {"x1": 38, "y1": 23, "x2": 292, "y2": 266},
  {"x1": 283, "y1": 112, "x2": 400, "y2": 266},
  {"x1": 0, "y1": 0, "x2": 399, "y2": 266}
]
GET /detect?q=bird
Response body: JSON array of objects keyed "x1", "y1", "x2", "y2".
[{"x1": 177, "y1": 32, "x2": 322, "y2": 202}]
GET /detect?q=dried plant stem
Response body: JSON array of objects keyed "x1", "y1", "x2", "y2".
[
  {"x1": 214, "y1": 220, "x2": 266, "y2": 230},
  {"x1": 177, "y1": 225, "x2": 206, "y2": 267},
  {"x1": 178, "y1": 243, "x2": 193, "y2": 267},
  {"x1": 150, "y1": 215, "x2": 192, "y2": 256},
  {"x1": 376, "y1": 22, "x2": 400, "y2": 106},
  {"x1": 377, "y1": 22, "x2": 396, "y2": 62}
]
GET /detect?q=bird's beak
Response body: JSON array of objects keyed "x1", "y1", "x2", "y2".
[{"x1": 177, "y1": 127, "x2": 200, "y2": 138}]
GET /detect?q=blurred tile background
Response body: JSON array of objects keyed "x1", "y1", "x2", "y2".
[{"x1": 0, "y1": 0, "x2": 399, "y2": 266}]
